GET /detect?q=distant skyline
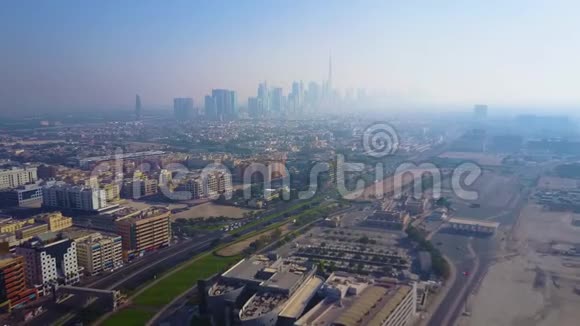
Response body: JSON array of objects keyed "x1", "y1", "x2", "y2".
[{"x1": 2, "y1": 0, "x2": 580, "y2": 113}]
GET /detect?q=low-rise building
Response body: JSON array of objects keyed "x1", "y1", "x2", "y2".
[
  {"x1": 296, "y1": 273, "x2": 417, "y2": 326},
  {"x1": 362, "y1": 210, "x2": 410, "y2": 230},
  {"x1": 15, "y1": 224, "x2": 49, "y2": 240},
  {"x1": 405, "y1": 197, "x2": 428, "y2": 215},
  {"x1": 0, "y1": 218, "x2": 35, "y2": 235},
  {"x1": 33, "y1": 212, "x2": 72, "y2": 232},
  {"x1": 206, "y1": 255, "x2": 318, "y2": 326},
  {"x1": 0, "y1": 184, "x2": 43, "y2": 207},
  {"x1": 121, "y1": 178, "x2": 158, "y2": 199},
  {"x1": 446, "y1": 218, "x2": 499, "y2": 235}
]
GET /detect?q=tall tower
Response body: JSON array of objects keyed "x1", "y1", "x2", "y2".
[
  {"x1": 135, "y1": 94, "x2": 142, "y2": 120},
  {"x1": 328, "y1": 53, "x2": 332, "y2": 92},
  {"x1": 324, "y1": 53, "x2": 333, "y2": 101}
]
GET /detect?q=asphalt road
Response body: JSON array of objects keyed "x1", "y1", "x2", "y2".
[
  {"x1": 24, "y1": 198, "x2": 325, "y2": 326},
  {"x1": 26, "y1": 233, "x2": 221, "y2": 326},
  {"x1": 152, "y1": 200, "x2": 349, "y2": 326}
]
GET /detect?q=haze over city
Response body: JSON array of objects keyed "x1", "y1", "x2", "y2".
[
  {"x1": 2, "y1": 2, "x2": 580, "y2": 326},
  {"x1": 2, "y1": 0, "x2": 580, "y2": 114}
]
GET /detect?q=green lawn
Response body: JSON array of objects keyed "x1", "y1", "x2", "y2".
[
  {"x1": 102, "y1": 308, "x2": 155, "y2": 326},
  {"x1": 230, "y1": 199, "x2": 318, "y2": 234},
  {"x1": 103, "y1": 198, "x2": 326, "y2": 324},
  {"x1": 134, "y1": 253, "x2": 242, "y2": 306}
]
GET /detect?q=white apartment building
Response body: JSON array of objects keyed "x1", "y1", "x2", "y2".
[
  {"x1": 0, "y1": 167, "x2": 38, "y2": 190},
  {"x1": 42, "y1": 182, "x2": 107, "y2": 211},
  {"x1": 15, "y1": 234, "x2": 80, "y2": 295}
]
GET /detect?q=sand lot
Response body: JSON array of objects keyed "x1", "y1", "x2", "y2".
[
  {"x1": 122, "y1": 200, "x2": 259, "y2": 220},
  {"x1": 467, "y1": 202, "x2": 580, "y2": 326},
  {"x1": 469, "y1": 254, "x2": 580, "y2": 326},
  {"x1": 441, "y1": 170, "x2": 520, "y2": 220},
  {"x1": 517, "y1": 204, "x2": 580, "y2": 244},
  {"x1": 172, "y1": 202, "x2": 260, "y2": 220}
]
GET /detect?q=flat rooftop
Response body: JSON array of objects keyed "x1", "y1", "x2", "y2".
[
  {"x1": 262, "y1": 266, "x2": 304, "y2": 291},
  {"x1": 448, "y1": 217, "x2": 500, "y2": 228},
  {"x1": 240, "y1": 292, "x2": 288, "y2": 320},
  {"x1": 279, "y1": 276, "x2": 323, "y2": 318},
  {"x1": 221, "y1": 255, "x2": 274, "y2": 283},
  {"x1": 296, "y1": 280, "x2": 411, "y2": 326}
]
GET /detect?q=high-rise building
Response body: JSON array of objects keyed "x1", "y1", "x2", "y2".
[
  {"x1": 257, "y1": 81, "x2": 270, "y2": 115},
  {"x1": 204, "y1": 95, "x2": 217, "y2": 119},
  {"x1": 289, "y1": 81, "x2": 303, "y2": 114},
  {"x1": 211, "y1": 89, "x2": 237, "y2": 120},
  {"x1": 307, "y1": 81, "x2": 320, "y2": 109},
  {"x1": 174, "y1": 98, "x2": 194, "y2": 120},
  {"x1": 183, "y1": 177, "x2": 203, "y2": 199},
  {"x1": 42, "y1": 182, "x2": 108, "y2": 211},
  {"x1": 73, "y1": 232, "x2": 123, "y2": 275},
  {"x1": 320, "y1": 53, "x2": 334, "y2": 102},
  {"x1": 0, "y1": 167, "x2": 38, "y2": 190},
  {"x1": 15, "y1": 233, "x2": 80, "y2": 295},
  {"x1": 0, "y1": 254, "x2": 38, "y2": 312},
  {"x1": 135, "y1": 94, "x2": 142, "y2": 120},
  {"x1": 115, "y1": 207, "x2": 171, "y2": 259},
  {"x1": 270, "y1": 87, "x2": 284, "y2": 113}
]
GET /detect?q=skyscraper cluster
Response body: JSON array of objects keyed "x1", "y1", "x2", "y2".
[
  {"x1": 144, "y1": 55, "x2": 356, "y2": 120},
  {"x1": 247, "y1": 55, "x2": 335, "y2": 117}
]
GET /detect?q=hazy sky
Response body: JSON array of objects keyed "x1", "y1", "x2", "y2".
[{"x1": 1, "y1": 0, "x2": 580, "y2": 113}]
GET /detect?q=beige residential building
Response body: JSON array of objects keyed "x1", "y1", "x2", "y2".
[
  {"x1": 0, "y1": 167, "x2": 38, "y2": 190},
  {"x1": 74, "y1": 232, "x2": 123, "y2": 275},
  {"x1": 15, "y1": 224, "x2": 49, "y2": 240},
  {"x1": 102, "y1": 183, "x2": 120, "y2": 202},
  {"x1": 33, "y1": 212, "x2": 72, "y2": 232},
  {"x1": 115, "y1": 207, "x2": 171, "y2": 259},
  {"x1": 0, "y1": 218, "x2": 35, "y2": 235}
]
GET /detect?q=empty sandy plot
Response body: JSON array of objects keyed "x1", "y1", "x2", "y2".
[
  {"x1": 468, "y1": 201, "x2": 580, "y2": 326},
  {"x1": 518, "y1": 204, "x2": 580, "y2": 244},
  {"x1": 172, "y1": 202, "x2": 260, "y2": 220},
  {"x1": 469, "y1": 253, "x2": 580, "y2": 326}
]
